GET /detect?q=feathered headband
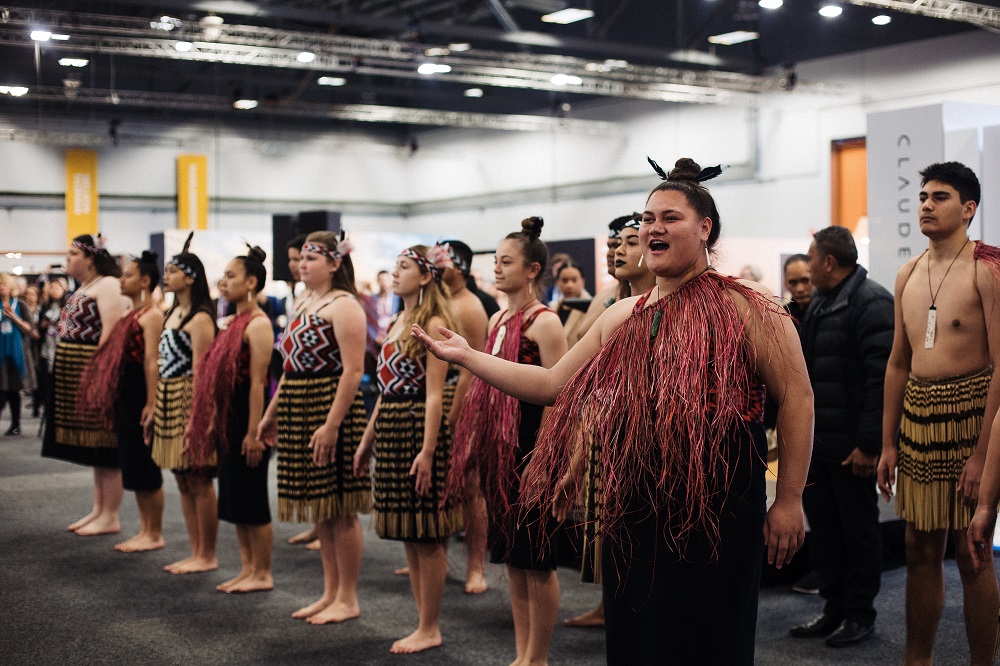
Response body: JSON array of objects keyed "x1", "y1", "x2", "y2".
[
  {"x1": 301, "y1": 231, "x2": 354, "y2": 262},
  {"x1": 72, "y1": 233, "x2": 108, "y2": 257},
  {"x1": 168, "y1": 232, "x2": 198, "y2": 279},
  {"x1": 647, "y1": 157, "x2": 725, "y2": 183},
  {"x1": 400, "y1": 245, "x2": 451, "y2": 283},
  {"x1": 441, "y1": 242, "x2": 468, "y2": 276}
]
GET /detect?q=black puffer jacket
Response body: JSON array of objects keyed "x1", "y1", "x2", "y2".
[{"x1": 799, "y1": 266, "x2": 894, "y2": 463}]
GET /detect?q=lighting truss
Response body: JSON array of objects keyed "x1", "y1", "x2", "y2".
[
  {"x1": 5, "y1": 85, "x2": 619, "y2": 134},
  {"x1": 844, "y1": 0, "x2": 1000, "y2": 29},
  {"x1": 0, "y1": 6, "x2": 841, "y2": 106}
]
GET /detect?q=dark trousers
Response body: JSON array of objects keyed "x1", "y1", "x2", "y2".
[
  {"x1": 802, "y1": 460, "x2": 881, "y2": 626},
  {"x1": 0, "y1": 390, "x2": 20, "y2": 428}
]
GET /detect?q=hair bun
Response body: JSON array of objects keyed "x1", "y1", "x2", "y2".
[
  {"x1": 667, "y1": 158, "x2": 702, "y2": 182},
  {"x1": 247, "y1": 246, "x2": 267, "y2": 263},
  {"x1": 521, "y1": 216, "x2": 544, "y2": 241},
  {"x1": 140, "y1": 250, "x2": 158, "y2": 263}
]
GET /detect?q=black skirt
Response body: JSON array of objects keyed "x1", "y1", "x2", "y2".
[
  {"x1": 217, "y1": 382, "x2": 272, "y2": 526},
  {"x1": 601, "y1": 424, "x2": 767, "y2": 666},
  {"x1": 116, "y1": 362, "x2": 163, "y2": 492}
]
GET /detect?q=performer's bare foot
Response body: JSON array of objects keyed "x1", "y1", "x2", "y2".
[
  {"x1": 306, "y1": 601, "x2": 360, "y2": 624},
  {"x1": 563, "y1": 607, "x2": 605, "y2": 628},
  {"x1": 67, "y1": 510, "x2": 99, "y2": 532},
  {"x1": 394, "y1": 567, "x2": 410, "y2": 576},
  {"x1": 217, "y1": 572, "x2": 250, "y2": 592},
  {"x1": 292, "y1": 595, "x2": 333, "y2": 619},
  {"x1": 390, "y1": 629, "x2": 442, "y2": 654},
  {"x1": 169, "y1": 557, "x2": 218, "y2": 574},
  {"x1": 305, "y1": 539, "x2": 321, "y2": 551},
  {"x1": 74, "y1": 515, "x2": 120, "y2": 536},
  {"x1": 226, "y1": 573, "x2": 273, "y2": 593},
  {"x1": 115, "y1": 534, "x2": 165, "y2": 552},
  {"x1": 164, "y1": 556, "x2": 193, "y2": 573},
  {"x1": 288, "y1": 527, "x2": 317, "y2": 545},
  {"x1": 464, "y1": 571, "x2": 488, "y2": 594}
]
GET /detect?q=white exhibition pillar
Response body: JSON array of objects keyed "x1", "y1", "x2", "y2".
[{"x1": 867, "y1": 103, "x2": 1000, "y2": 289}]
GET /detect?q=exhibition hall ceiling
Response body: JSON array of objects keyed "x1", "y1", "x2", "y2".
[{"x1": 0, "y1": 0, "x2": 998, "y2": 135}]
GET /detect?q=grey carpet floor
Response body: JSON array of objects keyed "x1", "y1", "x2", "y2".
[{"x1": 0, "y1": 414, "x2": 992, "y2": 665}]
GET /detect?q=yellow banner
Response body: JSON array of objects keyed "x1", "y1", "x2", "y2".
[
  {"x1": 177, "y1": 154, "x2": 208, "y2": 230},
  {"x1": 65, "y1": 149, "x2": 98, "y2": 244}
]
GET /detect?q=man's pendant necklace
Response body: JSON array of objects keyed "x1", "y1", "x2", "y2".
[
  {"x1": 650, "y1": 285, "x2": 662, "y2": 340},
  {"x1": 924, "y1": 239, "x2": 969, "y2": 349}
]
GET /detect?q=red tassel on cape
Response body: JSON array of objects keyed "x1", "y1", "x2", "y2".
[
  {"x1": 974, "y1": 240, "x2": 1000, "y2": 284},
  {"x1": 520, "y1": 272, "x2": 778, "y2": 559},
  {"x1": 445, "y1": 310, "x2": 525, "y2": 521},
  {"x1": 188, "y1": 310, "x2": 254, "y2": 465},
  {"x1": 76, "y1": 307, "x2": 148, "y2": 429}
]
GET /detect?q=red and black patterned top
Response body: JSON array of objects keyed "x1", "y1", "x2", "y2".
[
  {"x1": 376, "y1": 331, "x2": 425, "y2": 398},
  {"x1": 59, "y1": 292, "x2": 102, "y2": 344},
  {"x1": 280, "y1": 314, "x2": 343, "y2": 375}
]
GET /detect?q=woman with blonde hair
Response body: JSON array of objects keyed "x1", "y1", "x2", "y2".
[{"x1": 353, "y1": 244, "x2": 462, "y2": 654}]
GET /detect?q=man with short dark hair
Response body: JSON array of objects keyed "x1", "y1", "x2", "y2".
[
  {"x1": 878, "y1": 161, "x2": 1000, "y2": 665},
  {"x1": 791, "y1": 226, "x2": 893, "y2": 647}
]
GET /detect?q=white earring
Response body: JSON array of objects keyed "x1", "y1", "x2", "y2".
[
  {"x1": 141, "y1": 288, "x2": 146, "y2": 302},
  {"x1": 637, "y1": 254, "x2": 644, "y2": 268},
  {"x1": 247, "y1": 291, "x2": 252, "y2": 304},
  {"x1": 705, "y1": 245, "x2": 712, "y2": 268},
  {"x1": 418, "y1": 287, "x2": 423, "y2": 307}
]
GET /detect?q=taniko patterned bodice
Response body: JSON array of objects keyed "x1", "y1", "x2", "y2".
[
  {"x1": 377, "y1": 334, "x2": 426, "y2": 397},
  {"x1": 59, "y1": 292, "x2": 102, "y2": 344},
  {"x1": 158, "y1": 328, "x2": 193, "y2": 379},
  {"x1": 280, "y1": 314, "x2": 343, "y2": 375}
]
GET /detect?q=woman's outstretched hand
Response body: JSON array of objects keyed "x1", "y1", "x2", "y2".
[{"x1": 411, "y1": 324, "x2": 471, "y2": 365}]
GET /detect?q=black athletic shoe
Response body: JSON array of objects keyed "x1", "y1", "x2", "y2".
[
  {"x1": 4, "y1": 425, "x2": 21, "y2": 437},
  {"x1": 825, "y1": 620, "x2": 874, "y2": 647},
  {"x1": 790, "y1": 613, "x2": 843, "y2": 638}
]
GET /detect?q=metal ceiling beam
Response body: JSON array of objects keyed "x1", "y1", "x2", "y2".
[
  {"x1": 844, "y1": 0, "x2": 1000, "y2": 29},
  {"x1": 23, "y1": 0, "x2": 743, "y2": 69},
  {"x1": 2, "y1": 85, "x2": 619, "y2": 134},
  {"x1": 0, "y1": 8, "x2": 841, "y2": 103}
]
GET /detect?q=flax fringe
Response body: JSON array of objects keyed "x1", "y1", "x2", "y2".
[
  {"x1": 151, "y1": 375, "x2": 215, "y2": 470},
  {"x1": 53, "y1": 341, "x2": 116, "y2": 449},
  {"x1": 896, "y1": 368, "x2": 990, "y2": 532}
]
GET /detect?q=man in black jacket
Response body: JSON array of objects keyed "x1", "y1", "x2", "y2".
[{"x1": 790, "y1": 226, "x2": 894, "y2": 647}]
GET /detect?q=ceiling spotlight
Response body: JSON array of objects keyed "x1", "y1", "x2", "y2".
[
  {"x1": 424, "y1": 47, "x2": 450, "y2": 57},
  {"x1": 708, "y1": 30, "x2": 759, "y2": 45},
  {"x1": 58, "y1": 58, "x2": 89, "y2": 67},
  {"x1": 0, "y1": 86, "x2": 29, "y2": 97},
  {"x1": 151, "y1": 16, "x2": 180, "y2": 30},
  {"x1": 317, "y1": 76, "x2": 346, "y2": 86},
  {"x1": 233, "y1": 99, "x2": 258, "y2": 110},
  {"x1": 550, "y1": 73, "x2": 583, "y2": 86},
  {"x1": 30, "y1": 30, "x2": 52, "y2": 41},
  {"x1": 200, "y1": 15, "x2": 224, "y2": 40},
  {"x1": 417, "y1": 63, "x2": 451, "y2": 75},
  {"x1": 758, "y1": 0, "x2": 783, "y2": 9},
  {"x1": 819, "y1": 5, "x2": 843, "y2": 17},
  {"x1": 541, "y1": 8, "x2": 595, "y2": 24},
  {"x1": 872, "y1": 14, "x2": 891, "y2": 25},
  {"x1": 463, "y1": 88, "x2": 484, "y2": 97},
  {"x1": 175, "y1": 41, "x2": 193, "y2": 52},
  {"x1": 448, "y1": 43, "x2": 471, "y2": 52},
  {"x1": 297, "y1": 51, "x2": 316, "y2": 63},
  {"x1": 51, "y1": 34, "x2": 70, "y2": 40}
]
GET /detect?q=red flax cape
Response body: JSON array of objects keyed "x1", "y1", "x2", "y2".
[
  {"x1": 445, "y1": 309, "x2": 527, "y2": 521},
  {"x1": 188, "y1": 310, "x2": 255, "y2": 465},
  {"x1": 520, "y1": 271, "x2": 780, "y2": 559},
  {"x1": 77, "y1": 306, "x2": 150, "y2": 429},
  {"x1": 974, "y1": 240, "x2": 1000, "y2": 284}
]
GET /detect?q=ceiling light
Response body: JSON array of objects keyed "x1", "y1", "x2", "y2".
[
  {"x1": 297, "y1": 51, "x2": 316, "y2": 63},
  {"x1": 58, "y1": 58, "x2": 89, "y2": 67},
  {"x1": 448, "y1": 43, "x2": 471, "y2": 52},
  {"x1": 819, "y1": 5, "x2": 843, "y2": 18},
  {"x1": 174, "y1": 41, "x2": 193, "y2": 52},
  {"x1": 151, "y1": 16, "x2": 179, "y2": 30},
  {"x1": 550, "y1": 73, "x2": 583, "y2": 85},
  {"x1": 12, "y1": 266, "x2": 23, "y2": 276},
  {"x1": 417, "y1": 63, "x2": 451, "y2": 75},
  {"x1": 758, "y1": 0, "x2": 783, "y2": 9},
  {"x1": 464, "y1": 88, "x2": 484, "y2": 97},
  {"x1": 30, "y1": 30, "x2": 52, "y2": 41},
  {"x1": 708, "y1": 30, "x2": 759, "y2": 45},
  {"x1": 51, "y1": 34, "x2": 70, "y2": 40},
  {"x1": 233, "y1": 99, "x2": 258, "y2": 110},
  {"x1": 541, "y1": 8, "x2": 595, "y2": 24},
  {"x1": 5, "y1": 252, "x2": 22, "y2": 259},
  {"x1": 872, "y1": 14, "x2": 891, "y2": 25},
  {"x1": 424, "y1": 47, "x2": 450, "y2": 57},
  {"x1": 317, "y1": 76, "x2": 346, "y2": 86},
  {"x1": 0, "y1": 86, "x2": 29, "y2": 96}
]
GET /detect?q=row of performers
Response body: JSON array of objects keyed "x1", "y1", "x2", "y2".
[{"x1": 40, "y1": 220, "x2": 585, "y2": 660}]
